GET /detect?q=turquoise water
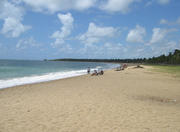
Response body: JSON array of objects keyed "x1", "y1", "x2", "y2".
[{"x1": 0, "y1": 60, "x2": 118, "y2": 89}]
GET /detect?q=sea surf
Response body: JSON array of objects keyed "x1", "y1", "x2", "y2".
[{"x1": 0, "y1": 60, "x2": 119, "y2": 89}]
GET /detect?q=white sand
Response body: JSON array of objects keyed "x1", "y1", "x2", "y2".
[{"x1": 0, "y1": 65, "x2": 180, "y2": 132}]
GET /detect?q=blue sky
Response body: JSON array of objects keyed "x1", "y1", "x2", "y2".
[{"x1": 0, "y1": 0, "x2": 180, "y2": 60}]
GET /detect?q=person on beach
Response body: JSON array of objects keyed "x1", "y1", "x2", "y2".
[
  {"x1": 91, "y1": 70, "x2": 98, "y2": 76},
  {"x1": 97, "y1": 68, "x2": 104, "y2": 75},
  {"x1": 87, "y1": 67, "x2": 90, "y2": 74},
  {"x1": 99, "y1": 69, "x2": 104, "y2": 75}
]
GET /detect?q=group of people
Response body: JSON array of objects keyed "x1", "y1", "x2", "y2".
[
  {"x1": 87, "y1": 67, "x2": 104, "y2": 76},
  {"x1": 116, "y1": 63, "x2": 128, "y2": 71}
]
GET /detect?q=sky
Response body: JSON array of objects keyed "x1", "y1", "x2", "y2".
[{"x1": 0, "y1": 0, "x2": 180, "y2": 60}]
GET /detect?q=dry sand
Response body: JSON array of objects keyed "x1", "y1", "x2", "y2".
[{"x1": 0, "y1": 65, "x2": 180, "y2": 132}]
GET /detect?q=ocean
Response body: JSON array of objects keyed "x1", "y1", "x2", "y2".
[{"x1": 0, "y1": 60, "x2": 119, "y2": 89}]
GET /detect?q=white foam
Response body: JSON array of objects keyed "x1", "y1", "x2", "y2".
[
  {"x1": 0, "y1": 63, "x2": 120, "y2": 89},
  {"x1": 0, "y1": 70, "x2": 87, "y2": 89}
]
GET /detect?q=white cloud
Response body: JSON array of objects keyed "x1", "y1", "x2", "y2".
[
  {"x1": 148, "y1": 27, "x2": 177, "y2": 45},
  {"x1": 77, "y1": 42, "x2": 128, "y2": 58},
  {"x1": 100, "y1": 0, "x2": 141, "y2": 13},
  {"x1": 165, "y1": 41, "x2": 178, "y2": 50},
  {"x1": 0, "y1": 0, "x2": 31, "y2": 37},
  {"x1": 20, "y1": 0, "x2": 96, "y2": 13},
  {"x1": 157, "y1": 0, "x2": 170, "y2": 5},
  {"x1": 104, "y1": 42, "x2": 128, "y2": 54},
  {"x1": 12, "y1": 0, "x2": 22, "y2": 4},
  {"x1": 126, "y1": 25, "x2": 146, "y2": 43},
  {"x1": 16, "y1": 37, "x2": 40, "y2": 50},
  {"x1": 51, "y1": 13, "x2": 74, "y2": 47},
  {"x1": 160, "y1": 17, "x2": 180, "y2": 26},
  {"x1": 1, "y1": 17, "x2": 31, "y2": 38},
  {"x1": 79, "y1": 22, "x2": 118, "y2": 46},
  {"x1": 149, "y1": 41, "x2": 179, "y2": 57},
  {"x1": 149, "y1": 28, "x2": 178, "y2": 44},
  {"x1": 150, "y1": 28, "x2": 168, "y2": 44},
  {"x1": 58, "y1": 44, "x2": 73, "y2": 53}
]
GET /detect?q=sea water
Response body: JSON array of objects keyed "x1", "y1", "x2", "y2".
[{"x1": 0, "y1": 60, "x2": 119, "y2": 89}]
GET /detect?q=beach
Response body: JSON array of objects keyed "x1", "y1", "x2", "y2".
[{"x1": 0, "y1": 65, "x2": 180, "y2": 132}]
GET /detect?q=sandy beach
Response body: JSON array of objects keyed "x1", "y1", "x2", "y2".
[{"x1": 0, "y1": 65, "x2": 180, "y2": 132}]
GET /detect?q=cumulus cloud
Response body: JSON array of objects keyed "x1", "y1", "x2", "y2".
[
  {"x1": 1, "y1": 17, "x2": 31, "y2": 38},
  {"x1": 149, "y1": 28, "x2": 169, "y2": 44},
  {"x1": 148, "y1": 27, "x2": 177, "y2": 45},
  {"x1": 19, "y1": 0, "x2": 96, "y2": 13},
  {"x1": 16, "y1": 37, "x2": 41, "y2": 50},
  {"x1": 126, "y1": 25, "x2": 146, "y2": 43},
  {"x1": 150, "y1": 28, "x2": 168, "y2": 44},
  {"x1": 51, "y1": 13, "x2": 74, "y2": 47},
  {"x1": 0, "y1": 0, "x2": 31, "y2": 37},
  {"x1": 79, "y1": 22, "x2": 118, "y2": 46},
  {"x1": 100, "y1": 0, "x2": 141, "y2": 13}
]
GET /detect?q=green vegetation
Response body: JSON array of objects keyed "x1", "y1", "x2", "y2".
[
  {"x1": 146, "y1": 49, "x2": 180, "y2": 64},
  {"x1": 49, "y1": 49, "x2": 180, "y2": 64},
  {"x1": 150, "y1": 65, "x2": 180, "y2": 77}
]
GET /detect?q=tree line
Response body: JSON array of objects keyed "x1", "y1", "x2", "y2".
[
  {"x1": 49, "y1": 49, "x2": 180, "y2": 65},
  {"x1": 146, "y1": 49, "x2": 180, "y2": 64}
]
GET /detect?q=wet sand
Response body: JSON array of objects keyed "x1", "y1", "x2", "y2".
[{"x1": 0, "y1": 65, "x2": 180, "y2": 132}]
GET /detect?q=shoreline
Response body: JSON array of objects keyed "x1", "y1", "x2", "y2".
[
  {"x1": 1, "y1": 65, "x2": 180, "y2": 131},
  {"x1": 0, "y1": 63, "x2": 177, "y2": 91},
  {"x1": 0, "y1": 73, "x2": 86, "y2": 91},
  {"x1": 0, "y1": 62, "x2": 119, "y2": 90},
  {"x1": 0, "y1": 70, "x2": 87, "y2": 90}
]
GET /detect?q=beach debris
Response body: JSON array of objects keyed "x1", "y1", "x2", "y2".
[
  {"x1": 134, "y1": 95, "x2": 177, "y2": 104},
  {"x1": 134, "y1": 65, "x2": 144, "y2": 68},
  {"x1": 173, "y1": 99, "x2": 177, "y2": 102}
]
